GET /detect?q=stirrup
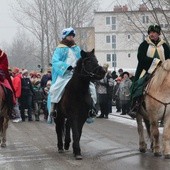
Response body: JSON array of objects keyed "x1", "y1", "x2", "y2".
[
  {"x1": 128, "y1": 104, "x2": 139, "y2": 119},
  {"x1": 88, "y1": 108, "x2": 97, "y2": 118},
  {"x1": 128, "y1": 110, "x2": 136, "y2": 119},
  {"x1": 50, "y1": 110, "x2": 57, "y2": 119}
]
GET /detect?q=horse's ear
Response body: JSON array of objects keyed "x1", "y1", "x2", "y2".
[
  {"x1": 91, "y1": 49, "x2": 95, "y2": 54},
  {"x1": 81, "y1": 50, "x2": 86, "y2": 58}
]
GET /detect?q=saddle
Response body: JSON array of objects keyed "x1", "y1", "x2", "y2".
[{"x1": 129, "y1": 73, "x2": 153, "y2": 119}]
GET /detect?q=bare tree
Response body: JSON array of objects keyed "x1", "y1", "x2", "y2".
[
  {"x1": 115, "y1": 0, "x2": 170, "y2": 46},
  {"x1": 143, "y1": 0, "x2": 170, "y2": 46},
  {"x1": 7, "y1": 29, "x2": 38, "y2": 70},
  {"x1": 12, "y1": 0, "x2": 99, "y2": 71}
]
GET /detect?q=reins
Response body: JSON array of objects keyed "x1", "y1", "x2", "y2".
[
  {"x1": 145, "y1": 92, "x2": 170, "y2": 123},
  {"x1": 74, "y1": 57, "x2": 101, "y2": 78}
]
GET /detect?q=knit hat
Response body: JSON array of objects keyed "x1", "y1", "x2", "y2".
[
  {"x1": 148, "y1": 25, "x2": 161, "y2": 34},
  {"x1": 22, "y1": 69, "x2": 28, "y2": 75},
  {"x1": 62, "y1": 27, "x2": 75, "y2": 39},
  {"x1": 12, "y1": 67, "x2": 20, "y2": 74},
  {"x1": 118, "y1": 68, "x2": 123, "y2": 73}
]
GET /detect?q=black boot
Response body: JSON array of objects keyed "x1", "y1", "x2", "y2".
[{"x1": 128, "y1": 101, "x2": 140, "y2": 119}]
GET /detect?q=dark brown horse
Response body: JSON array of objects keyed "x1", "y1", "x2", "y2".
[
  {"x1": 0, "y1": 84, "x2": 10, "y2": 147},
  {"x1": 54, "y1": 49, "x2": 106, "y2": 160}
]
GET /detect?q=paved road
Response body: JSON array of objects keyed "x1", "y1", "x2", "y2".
[{"x1": 0, "y1": 111, "x2": 170, "y2": 170}]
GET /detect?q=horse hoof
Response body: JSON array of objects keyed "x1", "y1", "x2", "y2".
[
  {"x1": 64, "y1": 144, "x2": 70, "y2": 150},
  {"x1": 58, "y1": 149, "x2": 64, "y2": 153},
  {"x1": 164, "y1": 154, "x2": 170, "y2": 159},
  {"x1": 75, "y1": 155, "x2": 83, "y2": 160},
  {"x1": 154, "y1": 152, "x2": 162, "y2": 157},
  {"x1": 139, "y1": 148, "x2": 146, "y2": 153},
  {"x1": 1, "y1": 143, "x2": 6, "y2": 148}
]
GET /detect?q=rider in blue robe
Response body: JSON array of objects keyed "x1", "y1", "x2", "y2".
[{"x1": 47, "y1": 27, "x2": 97, "y2": 123}]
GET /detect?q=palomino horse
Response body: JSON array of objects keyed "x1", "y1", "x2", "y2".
[
  {"x1": 137, "y1": 59, "x2": 170, "y2": 159},
  {"x1": 0, "y1": 85, "x2": 10, "y2": 147},
  {"x1": 54, "y1": 49, "x2": 106, "y2": 160}
]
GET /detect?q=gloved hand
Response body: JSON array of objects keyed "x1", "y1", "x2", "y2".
[
  {"x1": 148, "y1": 58, "x2": 161, "y2": 74},
  {"x1": 67, "y1": 66, "x2": 73, "y2": 71}
]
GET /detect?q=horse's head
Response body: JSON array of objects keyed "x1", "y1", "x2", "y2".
[{"x1": 76, "y1": 49, "x2": 106, "y2": 80}]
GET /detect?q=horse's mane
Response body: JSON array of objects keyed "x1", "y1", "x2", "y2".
[
  {"x1": 152, "y1": 59, "x2": 170, "y2": 89},
  {"x1": 74, "y1": 58, "x2": 82, "y2": 73}
]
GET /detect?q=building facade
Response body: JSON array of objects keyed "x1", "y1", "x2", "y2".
[{"x1": 94, "y1": 5, "x2": 170, "y2": 73}]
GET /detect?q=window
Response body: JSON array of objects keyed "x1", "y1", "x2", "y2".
[
  {"x1": 112, "y1": 17, "x2": 116, "y2": 30},
  {"x1": 165, "y1": 24, "x2": 168, "y2": 28},
  {"x1": 106, "y1": 54, "x2": 111, "y2": 62},
  {"x1": 112, "y1": 35, "x2": 116, "y2": 49},
  {"x1": 106, "y1": 16, "x2": 116, "y2": 29},
  {"x1": 106, "y1": 35, "x2": 110, "y2": 43},
  {"x1": 127, "y1": 16, "x2": 131, "y2": 21},
  {"x1": 106, "y1": 17, "x2": 110, "y2": 25},
  {"x1": 106, "y1": 53, "x2": 116, "y2": 67},
  {"x1": 128, "y1": 53, "x2": 131, "y2": 58},
  {"x1": 112, "y1": 54, "x2": 117, "y2": 67},
  {"x1": 142, "y1": 15, "x2": 149, "y2": 23},
  {"x1": 128, "y1": 34, "x2": 131, "y2": 40}
]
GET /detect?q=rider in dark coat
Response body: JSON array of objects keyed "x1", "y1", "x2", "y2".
[
  {"x1": 134, "y1": 25, "x2": 170, "y2": 82},
  {"x1": 129, "y1": 25, "x2": 170, "y2": 118}
]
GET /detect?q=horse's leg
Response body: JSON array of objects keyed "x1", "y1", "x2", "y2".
[
  {"x1": 150, "y1": 120, "x2": 162, "y2": 157},
  {"x1": 0, "y1": 117, "x2": 8, "y2": 148},
  {"x1": 0, "y1": 117, "x2": 3, "y2": 145},
  {"x1": 162, "y1": 119, "x2": 170, "y2": 159},
  {"x1": 136, "y1": 113, "x2": 147, "y2": 153},
  {"x1": 55, "y1": 115, "x2": 65, "y2": 153},
  {"x1": 71, "y1": 119, "x2": 83, "y2": 160},
  {"x1": 64, "y1": 119, "x2": 71, "y2": 150}
]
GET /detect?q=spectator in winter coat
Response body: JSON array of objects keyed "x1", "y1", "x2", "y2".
[
  {"x1": 96, "y1": 64, "x2": 111, "y2": 119},
  {"x1": 106, "y1": 71, "x2": 114, "y2": 113},
  {"x1": 118, "y1": 72, "x2": 132, "y2": 115},
  {"x1": 12, "y1": 67, "x2": 22, "y2": 122},
  {"x1": 40, "y1": 70, "x2": 52, "y2": 89},
  {"x1": 20, "y1": 69, "x2": 34, "y2": 121},
  {"x1": 114, "y1": 77, "x2": 122, "y2": 112}
]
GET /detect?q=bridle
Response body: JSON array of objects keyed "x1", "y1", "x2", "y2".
[{"x1": 76, "y1": 56, "x2": 102, "y2": 78}]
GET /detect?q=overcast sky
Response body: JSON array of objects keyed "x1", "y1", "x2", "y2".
[{"x1": 0, "y1": 0, "x2": 139, "y2": 45}]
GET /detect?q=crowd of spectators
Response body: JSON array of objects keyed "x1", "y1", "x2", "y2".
[{"x1": 9, "y1": 67, "x2": 52, "y2": 123}]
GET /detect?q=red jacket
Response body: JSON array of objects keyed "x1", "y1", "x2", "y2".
[
  {"x1": 0, "y1": 49, "x2": 14, "y2": 91},
  {"x1": 12, "y1": 73, "x2": 22, "y2": 98},
  {"x1": 0, "y1": 49, "x2": 8, "y2": 71}
]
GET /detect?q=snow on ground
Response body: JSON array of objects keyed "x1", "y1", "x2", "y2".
[{"x1": 104, "y1": 107, "x2": 163, "y2": 134}]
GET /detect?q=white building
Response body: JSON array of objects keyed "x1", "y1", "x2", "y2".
[{"x1": 94, "y1": 4, "x2": 170, "y2": 73}]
